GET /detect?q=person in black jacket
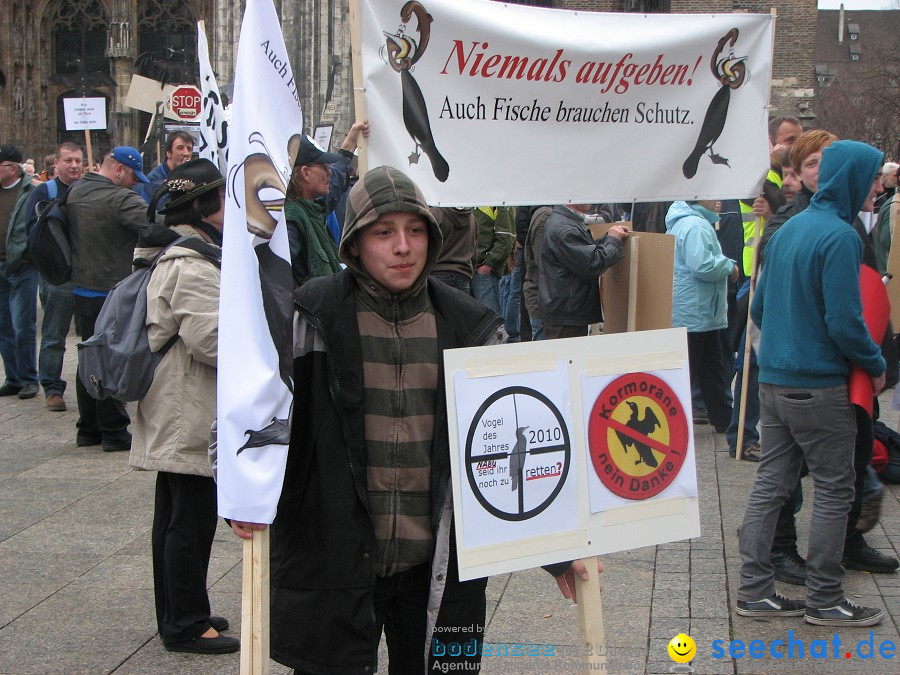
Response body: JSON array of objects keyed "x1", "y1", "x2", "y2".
[{"x1": 230, "y1": 167, "x2": 596, "y2": 674}]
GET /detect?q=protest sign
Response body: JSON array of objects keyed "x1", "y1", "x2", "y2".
[
  {"x1": 356, "y1": 0, "x2": 772, "y2": 205},
  {"x1": 445, "y1": 328, "x2": 700, "y2": 581}
]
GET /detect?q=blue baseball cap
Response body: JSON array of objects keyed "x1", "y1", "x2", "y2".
[{"x1": 110, "y1": 146, "x2": 149, "y2": 183}]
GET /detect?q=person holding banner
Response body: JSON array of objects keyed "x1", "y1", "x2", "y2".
[
  {"x1": 130, "y1": 159, "x2": 239, "y2": 655},
  {"x1": 231, "y1": 166, "x2": 587, "y2": 673},
  {"x1": 285, "y1": 122, "x2": 368, "y2": 286}
]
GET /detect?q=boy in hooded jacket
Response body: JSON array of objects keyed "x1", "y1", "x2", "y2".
[
  {"x1": 736, "y1": 140, "x2": 887, "y2": 628},
  {"x1": 231, "y1": 166, "x2": 591, "y2": 673}
]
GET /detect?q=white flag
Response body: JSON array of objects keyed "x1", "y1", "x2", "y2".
[
  {"x1": 216, "y1": 0, "x2": 302, "y2": 523},
  {"x1": 197, "y1": 20, "x2": 229, "y2": 175}
]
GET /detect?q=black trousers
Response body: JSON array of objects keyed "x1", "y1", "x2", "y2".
[
  {"x1": 73, "y1": 295, "x2": 130, "y2": 440},
  {"x1": 687, "y1": 329, "x2": 732, "y2": 430},
  {"x1": 543, "y1": 323, "x2": 588, "y2": 340},
  {"x1": 152, "y1": 471, "x2": 218, "y2": 644}
]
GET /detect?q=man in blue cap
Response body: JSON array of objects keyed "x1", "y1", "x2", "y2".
[{"x1": 66, "y1": 146, "x2": 151, "y2": 453}]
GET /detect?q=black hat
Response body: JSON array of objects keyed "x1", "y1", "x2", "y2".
[
  {"x1": 294, "y1": 135, "x2": 343, "y2": 167},
  {"x1": 149, "y1": 158, "x2": 225, "y2": 217},
  {"x1": 0, "y1": 144, "x2": 24, "y2": 164}
]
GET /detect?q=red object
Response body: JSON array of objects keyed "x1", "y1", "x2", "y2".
[
  {"x1": 170, "y1": 85, "x2": 201, "y2": 120},
  {"x1": 849, "y1": 265, "x2": 891, "y2": 416},
  {"x1": 872, "y1": 439, "x2": 889, "y2": 473}
]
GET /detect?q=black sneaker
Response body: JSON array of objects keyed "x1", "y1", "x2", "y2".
[
  {"x1": 772, "y1": 549, "x2": 807, "y2": 585},
  {"x1": 76, "y1": 432, "x2": 102, "y2": 447},
  {"x1": 842, "y1": 542, "x2": 899, "y2": 573},
  {"x1": 16, "y1": 383, "x2": 39, "y2": 399},
  {"x1": 692, "y1": 408, "x2": 709, "y2": 424},
  {"x1": 737, "y1": 591, "x2": 805, "y2": 617},
  {"x1": 856, "y1": 492, "x2": 883, "y2": 534},
  {"x1": 102, "y1": 433, "x2": 132, "y2": 453},
  {"x1": 805, "y1": 599, "x2": 884, "y2": 627}
]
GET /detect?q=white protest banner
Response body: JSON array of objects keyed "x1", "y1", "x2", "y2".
[
  {"x1": 445, "y1": 328, "x2": 700, "y2": 580},
  {"x1": 62, "y1": 97, "x2": 107, "y2": 130},
  {"x1": 357, "y1": 0, "x2": 772, "y2": 205},
  {"x1": 198, "y1": 20, "x2": 229, "y2": 175},
  {"x1": 217, "y1": 0, "x2": 302, "y2": 524}
]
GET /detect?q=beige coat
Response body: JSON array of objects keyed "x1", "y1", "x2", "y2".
[{"x1": 129, "y1": 225, "x2": 220, "y2": 477}]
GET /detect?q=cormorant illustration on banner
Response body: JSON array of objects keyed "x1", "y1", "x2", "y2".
[
  {"x1": 381, "y1": 1, "x2": 450, "y2": 182},
  {"x1": 228, "y1": 131, "x2": 301, "y2": 454},
  {"x1": 682, "y1": 28, "x2": 749, "y2": 179}
]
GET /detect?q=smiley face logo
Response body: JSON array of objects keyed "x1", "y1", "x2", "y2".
[{"x1": 667, "y1": 633, "x2": 696, "y2": 663}]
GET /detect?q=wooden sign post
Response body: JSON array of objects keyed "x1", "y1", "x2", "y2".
[{"x1": 241, "y1": 528, "x2": 270, "y2": 674}]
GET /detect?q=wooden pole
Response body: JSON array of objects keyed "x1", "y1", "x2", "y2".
[
  {"x1": 736, "y1": 9, "x2": 777, "y2": 460},
  {"x1": 626, "y1": 238, "x2": 639, "y2": 333},
  {"x1": 574, "y1": 556, "x2": 607, "y2": 671},
  {"x1": 735, "y1": 217, "x2": 761, "y2": 461},
  {"x1": 348, "y1": 0, "x2": 368, "y2": 174},
  {"x1": 84, "y1": 130, "x2": 94, "y2": 171},
  {"x1": 240, "y1": 528, "x2": 270, "y2": 674}
]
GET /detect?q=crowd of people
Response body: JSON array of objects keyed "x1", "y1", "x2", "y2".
[{"x1": 1, "y1": 114, "x2": 898, "y2": 670}]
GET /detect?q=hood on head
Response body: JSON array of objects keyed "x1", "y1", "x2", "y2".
[
  {"x1": 339, "y1": 166, "x2": 442, "y2": 296},
  {"x1": 813, "y1": 140, "x2": 884, "y2": 223}
]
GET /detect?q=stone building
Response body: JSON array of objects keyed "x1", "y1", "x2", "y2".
[{"x1": 0, "y1": 0, "x2": 819, "y2": 163}]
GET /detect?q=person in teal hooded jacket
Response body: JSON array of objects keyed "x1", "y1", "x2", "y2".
[
  {"x1": 737, "y1": 140, "x2": 887, "y2": 628},
  {"x1": 666, "y1": 200, "x2": 739, "y2": 432}
]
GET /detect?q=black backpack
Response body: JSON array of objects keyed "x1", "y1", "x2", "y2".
[
  {"x1": 77, "y1": 236, "x2": 221, "y2": 402},
  {"x1": 27, "y1": 180, "x2": 73, "y2": 285}
]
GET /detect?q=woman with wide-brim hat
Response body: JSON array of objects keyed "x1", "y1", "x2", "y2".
[{"x1": 130, "y1": 158, "x2": 239, "y2": 655}]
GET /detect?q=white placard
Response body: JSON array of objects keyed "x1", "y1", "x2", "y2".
[
  {"x1": 63, "y1": 97, "x2": 107, "y2": 130},
  {"x1": 313, "y1": 124, "x2": 334, "y2": 153},
  {"x1": 445, "y1": 328, "x2": 701, "y2": 580},
  {"x1": 358, "y1": 0, "x2": 773, "y2": 205}
]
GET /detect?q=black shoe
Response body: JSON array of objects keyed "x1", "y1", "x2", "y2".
[
  {"x1": 0, "y1": 383, "x2": 22, "y2": 396},
  {"x1": 736, "y1": 591, "x2": 805, "y2": 617},
  {"x1": 805, "y1": 598, "x2": 884, "y2": 627},
  {"x1": 729, "y1": 442, "x2": 761, "y2": 462},
  {"x1": 76, "y1": 432, "x2": 102, "y2": 447},
  {"x1": 772, "y1": 549, "x2": 807, "y2": 585},
  {"x1": 16, "y1": 383, "x2": 39, "y2": 399},
  {"x1": 842, "y1": 542, "x2": 899, "y2": 573},
  {"x1": 209, "y1": 616, "x2": 229, "y2": 633},
  {"x1": 692, "y1": 408, "x2": 709, "y2": 424},
  {"x1": 102, "y1": 433, "x2": 132, "y2": 453},
  {"x1": 165, "y1": 634, "x2": 240, "y2": 654}
]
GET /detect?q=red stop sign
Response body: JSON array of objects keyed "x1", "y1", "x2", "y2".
[{"x1": 170, "y1": 85, "x2": 201, "y2": 120}]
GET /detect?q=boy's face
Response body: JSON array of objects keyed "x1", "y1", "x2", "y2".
[{"x1": 350, "y1": 211, "x2": 429, "y2": 294}]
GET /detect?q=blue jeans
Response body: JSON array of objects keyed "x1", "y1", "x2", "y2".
[
  {"x1": 529, "y1": 318, "x2": 544, "y2": 341},
  {"x1": 471, "y1": 271, "x2": 501, "y2": 316},
  {"x1": 38, "y1": 279, "x2": 74, "y2": 395},
  {"x1": 0, "y1": 262, "x2": 38, "y2": 386},
  {"x1": 498, "y1": 249, "x2": 524, "y2": 342},
  {"x1": 430, "y1": 272, "x2": 471, "y2": 295},
  {"x1": 739, "y1": 383, "x2": 856, "y2": 608},
  {"x1": 727, "y1": 363, "x2": 760, "y2": 450}
]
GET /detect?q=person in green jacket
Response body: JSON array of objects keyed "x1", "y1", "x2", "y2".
[{"x1": 285, "y1": 122, "x2": 368, "y2": 286}]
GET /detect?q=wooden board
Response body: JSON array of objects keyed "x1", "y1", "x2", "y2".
[{"x1": 588, "y1": 222, "x2": 674, "y2": 334}]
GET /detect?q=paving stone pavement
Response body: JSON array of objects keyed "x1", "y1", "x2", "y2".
[{"x1": 1, "y1": 329, "x2": 898, "y2": 673}]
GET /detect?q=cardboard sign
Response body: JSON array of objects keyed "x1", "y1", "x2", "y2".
[
  {"x1": 588, "y1": 222, "x2": 674, "y2": 333},
  {"x1": 62, "y1": 97, "x2": 107, "y2": 130},
  {"x1": 313, "y1": 124, "x2": 334, "y2": 153},
  {"x1": 445, "y1": 328, "x2": 700, "y2": 580}
]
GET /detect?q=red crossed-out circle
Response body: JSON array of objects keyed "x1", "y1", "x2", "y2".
[{"x1": 588, "y1": 372, "x2": 689, "y2": 500}]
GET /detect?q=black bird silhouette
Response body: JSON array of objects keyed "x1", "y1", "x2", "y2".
[
  {"x1": 682, "y1": 28, "x2": 748, "y2": 179},
  {"x1": 509, "y1": 426, "x2": 529, "y2": 492},
  {"x1": 135, "y1": 47, "x2": 194, "y2": 87},
  {"x1": 400, "y1": 69, "x2": 450, "y2": 182},
  {"x1": 682, "y1": 85, "x2": 732, "y2": 179},
  {"x1": 615, "y1": 401, "x2": 662, "y2": 468}
]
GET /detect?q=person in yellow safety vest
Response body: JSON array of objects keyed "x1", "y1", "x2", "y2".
[{"x1": 740, "y1": 162, "x2": 788, "y2": 278}]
